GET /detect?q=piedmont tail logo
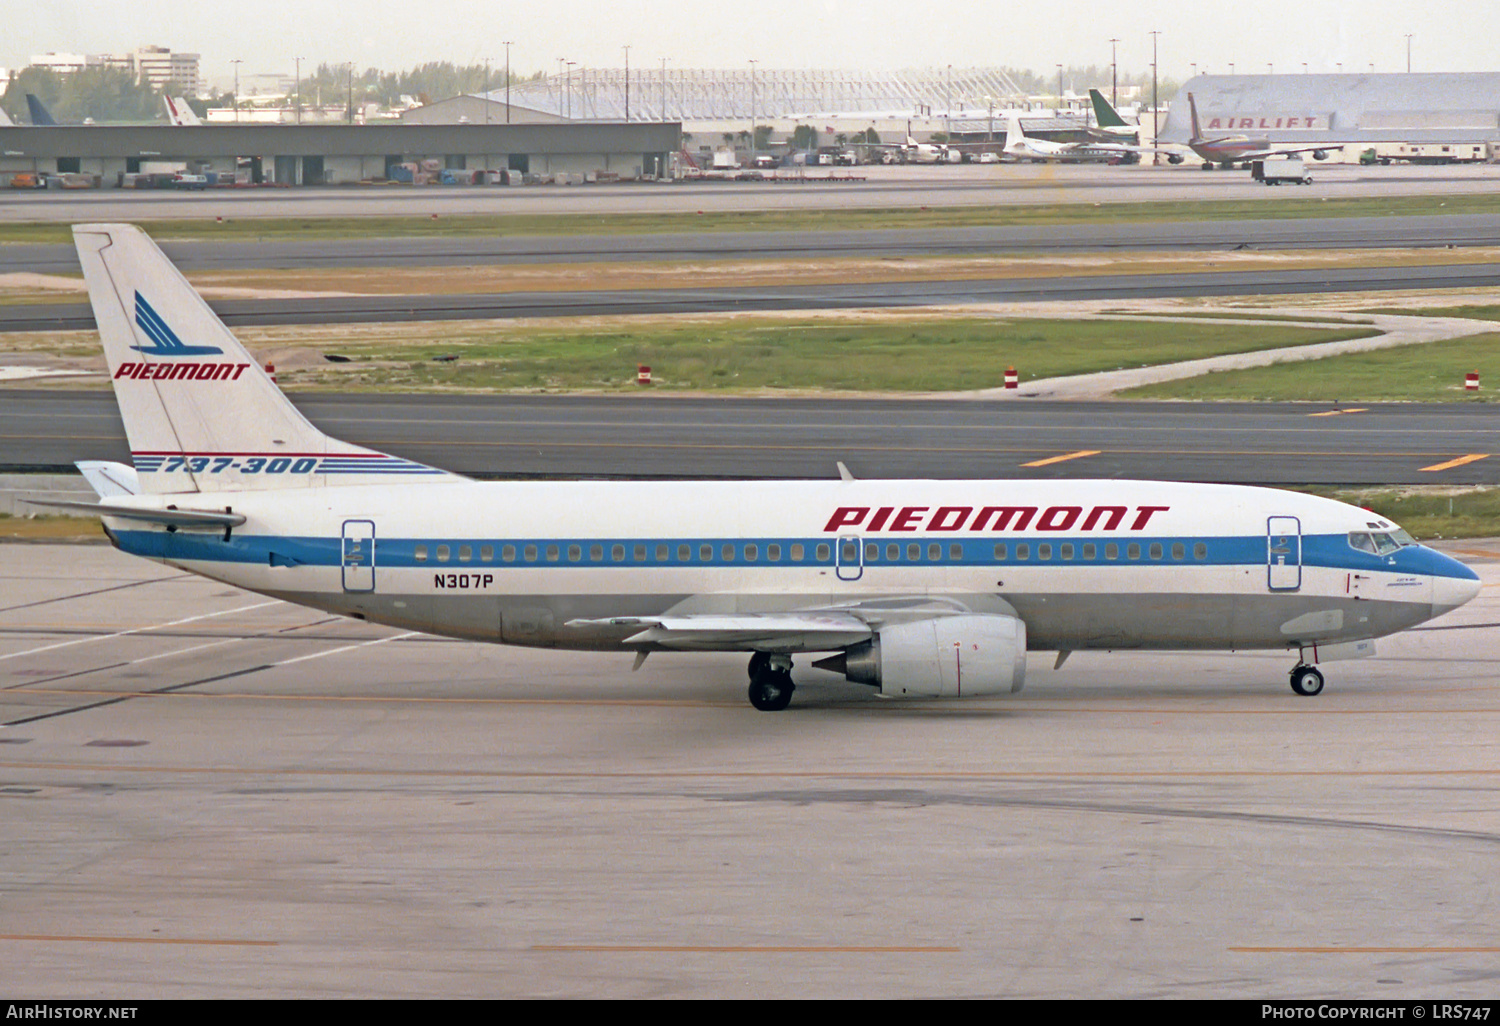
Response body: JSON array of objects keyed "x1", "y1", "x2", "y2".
[
  {"x1": 116, "y1": 291, "x2": 249, "y2": 381},
  {"x1": 131, "y1": 291, "x2": 223, "y2": 356}
]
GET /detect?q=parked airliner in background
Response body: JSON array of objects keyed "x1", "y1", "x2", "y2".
[
  {"x1": 1003, "y1": 114, "x2": 1141, "y2": 164},
  {"x1": 1184, "y1": 92, "x2": 1334, "y2": 170},
  {"x1": 900, "y1": 136, "x2": 954, "y2": 163},
  {"x1": 38, "y1": 224, "x2": 1480, "y2": 711}
]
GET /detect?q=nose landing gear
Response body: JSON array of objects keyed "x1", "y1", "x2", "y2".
[
  {"x1": 1289, "y1": 664, "x2": 1325, "y2": 696},
  {"x1": 747, "y1": 652, "x2": 795, "y2": 711}
]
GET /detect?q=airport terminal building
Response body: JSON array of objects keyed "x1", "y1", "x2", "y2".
[{"x1": 0, "y1": 121, "x2": 682, "y2": 187}]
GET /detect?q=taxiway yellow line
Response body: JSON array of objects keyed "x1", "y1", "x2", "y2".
[
  {"x1": 0, "y1": 933, "x2": 277, "y2": 947},
  {"x1": 1232, "y1": 945, "x2": 1500, "y2": 954},
  {"x1": 531, "y1": 944, "x2": 959, "y2": 954},
  {"x1": 1021, "y1": 449, "x2": 1101, "y2": 468},
  {"x1": 1307, "y1": 408, "x2": 1368, "y2": 417},
  {"x1": 1420, "y1": 453, "x2": 1491, "y2": 472}
]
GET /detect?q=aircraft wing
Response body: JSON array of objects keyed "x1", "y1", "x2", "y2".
[{"x1": 565, "y1": 612, "x2": 873, "y2": 652}]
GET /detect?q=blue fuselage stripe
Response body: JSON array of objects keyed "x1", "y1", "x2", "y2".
[{"x1": 109, "y1": 530, "x2": 1476, "y2": 580}]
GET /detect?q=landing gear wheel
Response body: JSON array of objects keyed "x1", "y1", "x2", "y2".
[
  {"x1": 747, "y1": 651, "x2": 770, "y2": 680},
  {"x1": 748, "y1": 670, "x2": 795, "y2": 712},
  {"x1": 1289, "y1": 665, "x2": 1325, "y2": 697}
]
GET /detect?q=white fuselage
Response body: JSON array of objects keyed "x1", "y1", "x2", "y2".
[{"x1": 101, "y1": 477, "x2": 1479, "y2": 654}]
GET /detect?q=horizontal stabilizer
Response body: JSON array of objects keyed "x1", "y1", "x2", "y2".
[
  {"x1": 76, "y1": 460, "x2": 140, "y2": 498},
  {"x1": 23, "y1": 498, "x2": 246, "y2": 528}
]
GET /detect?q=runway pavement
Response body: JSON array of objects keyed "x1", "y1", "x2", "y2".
[
  {"x1": 3, "y1": 391, "x2": 1496, "y2": 485},
  {"x1": 7, "y1": 213, "x2": 1500, "y2": 275},
  {"x1": 4, "y1": 161, "x2": 1500, "y2": 221},
  {"x1": 1, "y1": 539, "x2": 1496, "y2": 998},
  {"x1": 8, "y1": 261, "x2": 1500, "y2": 333}
]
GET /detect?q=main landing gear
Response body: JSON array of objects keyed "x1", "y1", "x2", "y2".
[
  {"x1": 747, "y1": 652, "x2": 795, "y2": 712},
  {"x1": 1289, "y1": 664, "x2": 1325, "y2": 697}
]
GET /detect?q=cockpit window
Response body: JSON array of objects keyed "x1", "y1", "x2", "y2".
[{"x1": 1351, "y1": 530, "x2": 1410, "y2": 555}]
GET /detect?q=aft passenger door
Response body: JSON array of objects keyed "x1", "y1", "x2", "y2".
[
  {"x1": 1267, "y1": 516, "x2": 1301, "y2": 592},
  {"x1": 342, "y1": 519, "x2": 376, "y2": 593}
]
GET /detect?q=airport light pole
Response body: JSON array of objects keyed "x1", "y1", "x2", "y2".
[
  {"x1": 623, "y1": 45, "x2": 630, "y2": 121},
  {"x1": 503, "y1": 42, "x2": 512, "y2": 123},
  {"x1": 566, "y1": 61, "x2": 575, "y2": 118},
  {"x1": 1267, "y1": 62, "x2": 1274, "y2": 74},
  {"x1": 484, "y1": 58, "x2": 491, "y2": 124},
  {"x1": 661, "y1": 57, "x2": 668, "y2": 121},
  {"x1": 749, "y1": 59, "x2": 758, "y2": 165},
  {"x1": 1150, "y1": 30, "x2": 1160, "y2": 165},
  {"x1": 346, "y1": 62, "x2": 354, "y2": 124},
  {"x1": 1056, "y1": 64, "x2": 1063, "y2": 111},
  {"x1": 1109, "y1": 39, "x2": 1119, "y2": 106},
  {"x1": 293, "y1": 56, "x2": 302, "y2": 124},
  {"x1": 1405, "y1": 34, "x2": 1413, "y2": 72},
  {"x1": 231, "y1": 59, "x2": 241, "y2": 122}
]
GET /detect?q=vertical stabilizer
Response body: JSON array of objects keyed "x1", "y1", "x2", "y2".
[
  {"x1": 1004, "y1": 114, "x2": 1027, "y2": 153},
  {"x1": 73, "y1": 224, "x2": 459, "y2": 494},
  {"x1": 1187, "y1": 92, "x2": 1203, "y2": 141},
  {"x1": 1088, "y1": 89, "x2": 1129, "y2": 129},
  {"x1": 26, "y1": 94, "x2": 57, "y2": 126}
]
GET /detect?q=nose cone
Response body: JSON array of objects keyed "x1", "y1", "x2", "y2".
[{"x1": 1430, "y1": 552, "x2": 1482, "y2": 616}]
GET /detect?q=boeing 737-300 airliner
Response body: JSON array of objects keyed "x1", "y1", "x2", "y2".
[{"x1": 42, "y1": 224, "x2": 1481, "y2": 711}]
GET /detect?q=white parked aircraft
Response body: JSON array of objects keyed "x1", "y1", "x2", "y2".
[
  {"x1": 44, "y1": 224, "x2": 1481, "y2": 711},
  {"x1": 1002, "y1": 113, "x2": 1144, "y2": 164},
  {"x1": 900, "y1": 136, "x2": 954, "y2": 163}
]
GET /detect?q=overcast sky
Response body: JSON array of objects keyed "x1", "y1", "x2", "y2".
[{"x1": 6, "y1": 1, "x2": 1495, "y2": 84}]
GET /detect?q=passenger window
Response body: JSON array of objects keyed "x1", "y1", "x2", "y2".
[
  {"x1": 791, "y1": 544, "x2": 805, "y2": 561},
  {"x1": 568, "y1": 545, "x2": 581, "y2": 562},
  {"x1": 1105, "y1": 543, "x2": 1118, "y2": 560},
  {"x1": 887, "y1": 543, "x2": 900, "y2": 561},
  {"x1": 1193, "y1": 542, "x2": 1207, "y2": 560},
  {"x1": 1082, "y1": 543, "x2": 1095, "y2": 560},
  {"x1": 815, "y1": 543, "x2": 830, "y2": 561},
  {"x1": 656, "y1": 544, "x2": 669, "y2": 561},
  {"x1": 700, "y1": 544, "x2": 713, "y2": 562},
  {"x1": 768, "y1": 544, "x2": 781, "y2": 561},
  {"x1": 842, "y1": 541, "x2": 859, "y2": 562},
  {"x1": 414, "y1": 544, "x2": 428, "y2": 563},
  {"x1": 866, "y1": 543, "x2": 880, "y2": 561},
  {"x1": 907, "y1": 543, "x2": 920, "y2": 561},
  {"x1": 679, "y1": 545, "x2": 691, "y2": 561},
  {"x1": 634, "y1": 544, "x2": 647, "y2": 562},
  {"x1": 612, "y1": 544, "x2": 625, "y2": 562},
  {"x1": 723, "y1": 544, "x2": 736, "y2": 561},
  {"x1": 1171, "y1": 543, "x2": 1185, "y2": 560},
  {"x1": 481, "y1": 545, "x2": 494, "y2": 562},
  {"x1": 1060, "y1": 543, "x2": 1074, "y2": 560},
  {"x1": 950, "y1": 544, "x2": 962, "y2": 560},
  {"x1": 928, "y1": 543, "x2": 941, "y2": 561},
  {"x1": 546, "y1": 545, "x2": 560, "y2": 562},
  {"x1": 1127, "y1": 543, "x2": 1140, "y2": 560},
  {"x1": 1149, "y1": 543, "x2": 1163, "y2": 560},
  {"x1": 502, "y1": 545, "x2": 515, "y2": 563},
  {"x1": 436, "y1": 544, "x2": 450, "y2": 563},
  {"x1": 745, "y1": 544, "x2": 758, "y2": 561},
  {"x1": 458, "y1": 545, "x2": 472, "y2": 562},
  {"x1": 591, "y1": 544, "x2": 603, "y2": 561},
  {"x1": 1037, "y1": 543, "x2": 1052, "y2": 560},
  {"x1": 1015, "y1": 543, "x2": 1029, "y2": 560},
  {"x1": 524, "y1": 545, "x2": 538, "y2": 562},
  {"x1": 993, "y1": 543, "x2": 1007, "y2": 560}
]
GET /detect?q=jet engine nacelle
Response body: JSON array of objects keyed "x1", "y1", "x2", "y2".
[
  {"x1": 1167, "y1": 153, "x2": 1185, "y2": 164},
  {"x1": 822, "y1": 614, "x2": 1027, "y2": 698},
  {"x1": 1312, "y1": 149, "x2": 1329, "y2": 161}
]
